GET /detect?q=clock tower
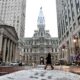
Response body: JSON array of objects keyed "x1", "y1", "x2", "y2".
[{"x1": 37, "y1": 7, "x2": 45, "y2": 31}]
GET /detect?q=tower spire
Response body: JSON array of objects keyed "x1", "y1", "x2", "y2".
[{"x1": 37, "y1": 7, "x2": 45, "y2": 30}]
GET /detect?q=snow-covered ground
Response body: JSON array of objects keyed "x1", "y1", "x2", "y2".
[{"x1": 0, "y1": 66, "x2": 80, "y2": 80}]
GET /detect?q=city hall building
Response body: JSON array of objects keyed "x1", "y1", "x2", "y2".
[{"x1": 23, "y1": 7, "x2": 58, "y2": 65}]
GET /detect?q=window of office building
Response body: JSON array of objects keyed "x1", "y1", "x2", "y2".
[
  {"x1": 73, "y1": 23, "x2": 76, "y2": 30},
  {"x1": 69, "y1": 17, "x2": 71, "y2": 25},
  {"x1": 72, "y1": 11, "x2": 75, "y2": 21},
  {"x1": 70, "y1": 27, "x2": 72, "y2": 32},
  {"x1": 78, "y1": 16, "x2": 80, "y2": 25},
  {"x1": 75, "y1": 0, "x2": 80, "y2": 14},
  {"x1": 66, "y1": 31, "x2": 69, "y2": 37},
  {"x1": 78, "y1": 32, "x2": 80, "y2": 38},
  {"x1": 70, "y1": 0, "x2": 73, "y2": 8}
]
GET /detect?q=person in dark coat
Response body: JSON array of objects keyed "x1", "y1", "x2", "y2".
[
  {"x1": 76, "y1": 53, "x2": 80, "y2": 65},
  {"x1": 44, "y1": 53, "x2": 54, "y2": 70}
]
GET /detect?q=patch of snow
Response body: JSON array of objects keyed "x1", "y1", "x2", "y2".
[{"x1": 0, "y1": 68, "x2": 80, "y2": 80}]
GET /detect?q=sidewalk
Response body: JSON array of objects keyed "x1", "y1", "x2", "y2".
[
  {"x1": 0, "y1": 66, "x2": 33, "y2": 75},
  {"x1": 54, "y1": 65, "x2": 80, "y2": 74},
  {"x1": 69, "y1": 66, "x2": 80, "y2": 74}
]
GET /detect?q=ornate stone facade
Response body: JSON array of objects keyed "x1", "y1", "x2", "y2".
[
  {"x1": 23, "y1": 7, "x2": 58, "y2": 65},
  {"x1": 0, "y1": 25, "x2": 18, "y2": 64}
]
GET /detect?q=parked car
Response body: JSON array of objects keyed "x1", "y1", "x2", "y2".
[
  {"x1": 55, "y1": 62, "x2": 60, "y2": 65},
  {"x1": 59, "y1": 60, "x2": 66, "y2": 65},
  {"x1": 9, "y1": 62, "x2": 19, "y2": 66}
]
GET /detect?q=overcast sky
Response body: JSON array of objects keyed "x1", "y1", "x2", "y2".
[{"x1": 25, "y1": 0, "x2": 58, "y2": 37}]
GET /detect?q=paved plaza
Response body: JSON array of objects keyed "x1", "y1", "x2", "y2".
[
  {"x1": 0, "y1": 68, "x2": 80, "y2": 80},
  {"x1": 0, "y1": 65, "x2": 80, "y2": 80},
  {"x1": 0, "y1": 65, "x2": 80, "y2": 75}
]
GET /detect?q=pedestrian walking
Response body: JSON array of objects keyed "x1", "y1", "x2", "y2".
[{"x1": 44, "y1": 53, "x2": 54, "y2": 70}]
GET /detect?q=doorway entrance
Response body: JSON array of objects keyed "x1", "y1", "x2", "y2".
[{"x1": 40, "y1": 57, "x2": 44, "y2": 65}]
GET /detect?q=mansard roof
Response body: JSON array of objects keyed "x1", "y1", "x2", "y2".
[{"x1": 33, "y1": 30, "x2": 51, "y2": 38}]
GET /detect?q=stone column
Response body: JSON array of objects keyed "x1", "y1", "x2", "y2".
[
  {"x1": 0, "y1": 34, "x2": 3, "y2": 55},
  {"x1": 9, "y1": 41, "x2": 12, "y2": 63},
  {"x1": 14, "y1": 44, "x2": 17, "y2": 62},
  {"x1": 14, "y1": 44, "x2": 19, "y2": 61},
  {"x1": 13, "y1": 44, "x2": 17, "y2": 62},
  {"x1": 16, "y1": 46, "x2": 19, "y2": 62},
  {"x1": 12, "y1": 43, "x2": 15, "y2": 62},
  {"x1": 6, "y1": 39, "x2": 10, "y2": 63},
  {"x1": 2, "y1": 38, "x2": 7, "y2": 63}
]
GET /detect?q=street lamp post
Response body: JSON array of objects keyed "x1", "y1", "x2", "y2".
[
  {"x1": 61, "y1": 45, "x2": 65, "y2": 65},
  {"x1": 73, "y1": 36, "x2": 79, "y2": 64},
  {"x1": 73, "y1": 37, "x2": 79, "y2": 53}
]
